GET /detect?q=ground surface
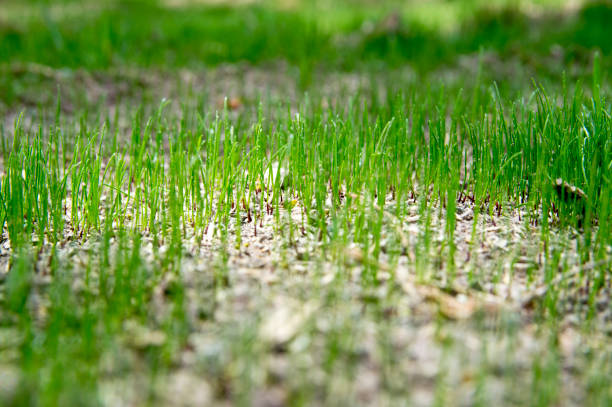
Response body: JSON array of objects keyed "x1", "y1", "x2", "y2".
[
  {"x1": 1, "y1": 1, "x2": 611, "y2": 406},
  {"x1": 1, "y1": 187, "x2": 610, "y2": 406}
]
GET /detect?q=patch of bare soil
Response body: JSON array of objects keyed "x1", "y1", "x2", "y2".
[{"x1": 1, "y1": 62, "x2": 389, "y2": 120}]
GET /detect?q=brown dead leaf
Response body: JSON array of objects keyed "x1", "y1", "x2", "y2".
[
  {"x1": 415, "y1": 284, "x2": 506, "y2": 319},
  {"x1": 418, "y1": 286, "x2": 477, "y2": 320},
  {"x1": 418, "y1": 284, "x2": 509, "y2": 319},
  {"x1": 217, "y1": 97, "x2": 242, "y2": 111}
]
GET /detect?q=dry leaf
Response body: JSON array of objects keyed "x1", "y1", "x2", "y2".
[{"x1": 417, "y1": 286, "x2": 476, "y2": 320}]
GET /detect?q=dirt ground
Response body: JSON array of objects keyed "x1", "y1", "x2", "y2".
[
  {"x1": 1, "y1": 63, "x2": 611, "y2": 405},
  {"x1": 1, "y1": 186, "x2": 610, "y2": 405}
]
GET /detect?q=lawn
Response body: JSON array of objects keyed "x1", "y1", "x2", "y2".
[{"x1": 0, "y1": 0, "x2": 611, "y2": 406}]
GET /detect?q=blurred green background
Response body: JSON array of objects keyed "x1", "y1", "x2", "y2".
[
  {"x1": 1, "y1": 0, "x2": 609, "y2": 67},
  {"x1": 0, "y1": 0, "x2": 610, "y2": 108}
]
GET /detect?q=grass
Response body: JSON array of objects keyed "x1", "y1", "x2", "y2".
[
  {"x1": 1, "y1": 74, "x2": 610, "y2": 405},
  {"x1": 2, "y1": 1, "x2": 611, "y2": 68},
  {"x1": 0, "y1": 0, "x2": 611, "y2": 406}
]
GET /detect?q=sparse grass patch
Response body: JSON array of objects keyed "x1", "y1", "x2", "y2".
[
  {"x1": 0, "y1": 74, "x2": 610, "y2": 404},
  {"x1": 1, "y1": 1, "x2": 611, "y2": 405}
]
